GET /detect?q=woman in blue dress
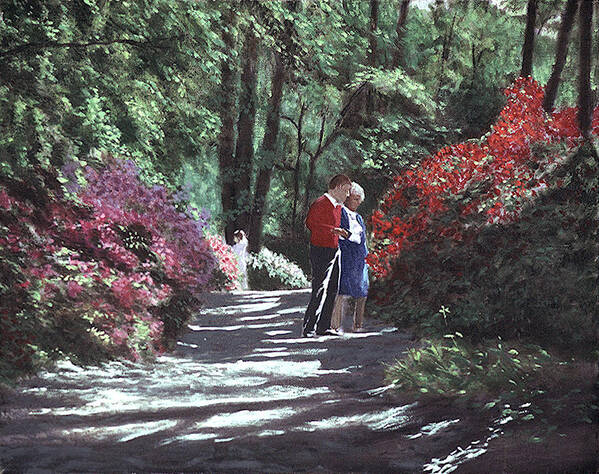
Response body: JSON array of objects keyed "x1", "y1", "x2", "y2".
[{"x1": 331, "y1": 182, "x2": 369, "y2": 332}]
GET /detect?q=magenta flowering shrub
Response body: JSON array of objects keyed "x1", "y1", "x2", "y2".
[
  {"x1": 1, "y1": 157, "x2": 219, "y2": 380},
  {"x1": 80, "y1": 159, "x2": 216, "y2": 291}
]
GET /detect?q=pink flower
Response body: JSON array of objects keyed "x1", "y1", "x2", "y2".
[
  {"x1": 67, "y1": 281, "x2": 84, "y2": 299},
  {"x1": 111, "y1": 328, "x2": 128, "y2": 346}
]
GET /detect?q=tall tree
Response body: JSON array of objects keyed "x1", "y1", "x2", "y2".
[
  {"x1": 249, "y1": 51, "x2": 286, "y2": 252},
  {"x1": 217, "y1": 9, "x2": 239, "y2": 245},
  {"x1": 365, "y1": 0, "x2": 379, "y2": 116},
  {"x1": 233, "y1": 27, "x2": 259, "y2": 235},
  {"x1": 577, "y1": 0, "x2": 594, "y2": 139},
  {"x1": 543, "y1": 0, "x2": 578, "y2": 112},
  {"x1": 520, "y1": 0, "x2": 538, "y2": 77},
  {"x1": 575, "y1": 0, "x2": 599, "y2": 425},
  {"x1": 435, "y1": 9, "x2": 458, "y2": 98},
  {"x1": 392, "y1": 0, "x2": 411, "y2": 69}
]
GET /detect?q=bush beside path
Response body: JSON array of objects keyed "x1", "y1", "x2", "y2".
[{"x1": 0, "y1": 290, "x2": 594, "y2": 472}]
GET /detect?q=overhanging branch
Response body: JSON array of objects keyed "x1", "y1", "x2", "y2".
[{"x1": 0, "y1": 36, "x2": 185, "y2": 59}]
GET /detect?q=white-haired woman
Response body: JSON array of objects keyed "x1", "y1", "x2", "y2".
[{"x1": 331, "y1": 182, "x2": 369, "y2": 332}]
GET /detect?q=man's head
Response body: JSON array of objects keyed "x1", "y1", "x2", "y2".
[
  {"x1": 345, "y1": 182, "x2": 364, "y2": 212},
  {"x1": 328, "y1": 174, "x2": 352, "y2": 203}
]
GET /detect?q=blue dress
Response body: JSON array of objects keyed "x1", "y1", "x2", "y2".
[{"x1": 338, "y1": 207, "x2": 369, "y2": 298}]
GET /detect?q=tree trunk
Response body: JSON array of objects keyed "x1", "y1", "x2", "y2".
[
  {"x1": 249, "y1": 51, "x2": 285, "y2": 253},
  {"x1": 392, "y1": 0, "x2": 410, "y2": 69},
  {"x1": 291, "y1": 104, "x2": 306, "y2": 236},
  {"x1": 543, "y1": 0, "x2": 578, "y2": 113},
  {"x1": 367, "y1": 0, "x2": 379, "y2": 115},
  {"x1": 520, "y1": 0, "x2": 537, "y2": 77},
  {"x1": 233, "y1": 28, "x2": 259, "y2": 234},
  {"x1": 435, "y1": 10, "x2": 457, "y2": 98},
  {"x1": 577, "y1": 0, "x2": 593, "y2": 139},
  {"x1": 217, "y1": 9, "x2": 238, "y2": 245},
  {"x1": 594, "y1": 1, "x2": 599, "y2": 106}
]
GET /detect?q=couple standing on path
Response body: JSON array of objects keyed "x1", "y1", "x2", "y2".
[{"x1": 303, "y1": 174, "x2": 369, "y2": 337}]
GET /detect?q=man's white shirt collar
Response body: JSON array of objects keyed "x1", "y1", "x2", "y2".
[{"x1": 324, "y1": 192, "x2": 340, "y2": 206}]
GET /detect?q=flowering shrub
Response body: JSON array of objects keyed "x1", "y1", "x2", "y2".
[
  {"x1": 1, "y1": 156, "x2": 219, "y2": 381},
  {"x1": 206, "y1": 234, "x2": 240, "y2": 290},
  {"x1": 369, "y1": 78, "x2": 598, "y2": 276},
  {"x1": 369, "y1": 78, "x2": 598, "y2": 348},
  {"x1": 248, "y1": 248, "x2": 309, "y2": 290}
]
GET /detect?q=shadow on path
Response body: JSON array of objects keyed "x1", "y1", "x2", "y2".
[{"x1": 0, "y1": 290, "x2": 535, "y2": 472}]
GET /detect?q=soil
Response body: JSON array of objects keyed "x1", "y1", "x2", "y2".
[{"x1": 0, "y1": 289, "x2": 596, "y2": 473}]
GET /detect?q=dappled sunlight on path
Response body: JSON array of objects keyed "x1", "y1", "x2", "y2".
[{"x1": 1, "y1": 290, "x2": 500, "y2": 472}]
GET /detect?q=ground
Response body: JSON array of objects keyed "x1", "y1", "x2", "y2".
[{"x1": 0, "y1": 290, "x2": 596, "y2": 472}]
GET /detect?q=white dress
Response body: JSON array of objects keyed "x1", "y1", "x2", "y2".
[{"x1": 232, "y1": 236, "x2": 249, "y2": 290}]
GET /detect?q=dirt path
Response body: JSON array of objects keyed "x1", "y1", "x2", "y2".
[{"x1": 0, "y1": 290, "x2": 595, "y2": 472}]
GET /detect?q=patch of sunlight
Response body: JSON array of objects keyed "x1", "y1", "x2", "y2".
[
  {"x1": 187, "y1": 321, "x2": 293, "y2": 332},
  {"x1": 422, "y1": 427, "x2": 501, "y2": 473},
  {"x1": 50, "y1": 385, "x2": 329, "y2": 417},
  {"x1": 263, "y1": 333, "x2": 366, "y2": 344},
  {"x1": 316, "y1": 368, "x2": 351, "y2": 375},
  {"x1": 254, "y1": 347, "x2": 289, "y2": 352},
  {"x1": 228, "y1": 359, "x2": 322, "y2": 377},
  {"x1": 367, "y1": 384, "x2": 398, "y2": 396},
  {"x1": 239, "y1": 294, "x2": 282, "y2": 301},
  {"x1": 257, "y1": 429, "x2": 285, "y2": 437},
  {"x1": 265, "y1": 330, "x2": 293, "y2": 336},
  {"x1": 177, "y1": 341, "x2": 199, "y2": 349},
  {"x1": 238, "y1": 313, "x2": 281, "y2": 321},
  {"x1": 244, "y1": 352, "x2": 293, "y2": 358},
  {"x1": 28, "y1": 408, "x2": 52, "y2": 415},
  {"x1": 160, "y1": 432, "x2": 218, "y2": 445},
  {"x1": 64, "y1": 419, "x2": 177, "y2": 442},
  {"x1": 339, "y1": 331, "x2": 382, "y2": 339},
  {"x1": 218, "y1": 301, "x2": 280, "y2": 313},
  {"x1": 54, "y1": 360, "x2": 85, "y2": 372},
  {"x1": 214, "y1": 437, "x2": 235, "y2": 443},
  {"x1": 196, "y1": 406, "x2": 295, "y2": 429},
  {"x1": 243, "y1": 289, "x2": 309, "y2": 298},
  {"x1": 406, "y1": 419, "x2": 460, "y2": 439},
  {"x1": 276, "y1": 306, "x2": 305, "y2": 315},
  {"x1": 301, "y1": 405, "x2": 415, "y2": 432},
  {"x1": 296, "y1": 348, "x2": 328, "y2": 356},
  {"x1": 23, "y1": 387, "x2": 48, "y2": 393}
]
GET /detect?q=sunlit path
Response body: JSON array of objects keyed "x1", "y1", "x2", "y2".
[{"x1": 1, "y1": 290, "x2": 507, "y2": 472}]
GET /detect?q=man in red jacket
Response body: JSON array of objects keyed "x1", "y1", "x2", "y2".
[{"x1": 303, "y1": 174, "x2": 352, "y2": 337}]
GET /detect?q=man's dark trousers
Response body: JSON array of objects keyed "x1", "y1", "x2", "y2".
[{"x1": 303, "y1": 244, "x2": 341, "y2": 335}]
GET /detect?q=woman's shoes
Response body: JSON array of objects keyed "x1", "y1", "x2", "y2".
[{"x1": 316, "y1": 328, "x2": 341, "y2": 336}]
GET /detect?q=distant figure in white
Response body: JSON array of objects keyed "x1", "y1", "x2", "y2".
[{"x1": 232, "y1": 229, "x2": 249, "y2": 290}]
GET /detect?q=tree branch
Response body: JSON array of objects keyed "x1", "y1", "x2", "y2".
[
  {"x1": 0, "y1": 36, "x2": 184, "y2": 59},
  {"x1": 281, "y1": 115, "x2": 299, "y2": 130}
]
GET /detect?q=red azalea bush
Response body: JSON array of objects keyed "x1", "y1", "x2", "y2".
[
  {"x1": 369, "y1": 78, "x2": 598, "y2": 348},
  {"x1": 1, "y1": 157, "x2": 219, "y2": 381}
]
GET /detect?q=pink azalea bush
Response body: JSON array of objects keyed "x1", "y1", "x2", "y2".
[
  {"x1": 1, "y1": 157, "x2": 221, "y2": 380},
  {"x1": 206, "y1": 234, "x2": 240, "y2": 290}
]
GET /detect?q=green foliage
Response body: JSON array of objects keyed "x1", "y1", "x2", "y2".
[
  {"x1": 0, "y1": 0, "x2": 223, "y2": 182},
  {"x1": 248, "y1": 248, "x2": 309, "y2": 290},
  {"x1": 387, "y1": 334, "x2": 551, "y2": 398}
]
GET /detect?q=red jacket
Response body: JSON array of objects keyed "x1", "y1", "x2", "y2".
[{"x1": 305, "y1": 194, "x2": 342, "y2": 248}]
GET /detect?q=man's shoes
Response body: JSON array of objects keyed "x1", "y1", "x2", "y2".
[
  {"x1": 302, "y1": 330, "x2": 315, "y2": 338},
  {"x1": 315, "y1": 328, "x2": 341, "y2": 337}
]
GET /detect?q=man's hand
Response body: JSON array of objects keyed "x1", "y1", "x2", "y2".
[{"x1": 331, "y1": 227, "x2": 350, "y2": 239}]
